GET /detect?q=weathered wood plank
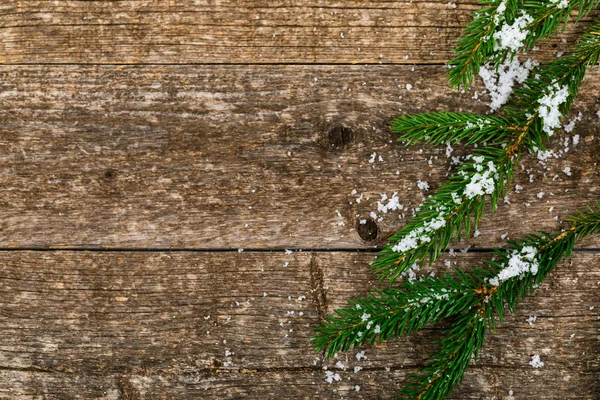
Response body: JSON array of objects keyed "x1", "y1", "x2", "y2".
[
  {"x1": 1, "y1": 65, "x2": 599, "y2": 248},
  {"x1": 0, "y1": 1, "x2": 590, "y2": 64},
  {"x1": 1, "y1": 366, "x2": 596, "y2": 399},
  {"x1": 0, "y1": 251, "x2": 597, "y2": 398}
]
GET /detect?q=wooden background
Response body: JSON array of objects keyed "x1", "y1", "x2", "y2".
[{"x1": 0, "y1": 1, "x2": 598, "y2": 399}]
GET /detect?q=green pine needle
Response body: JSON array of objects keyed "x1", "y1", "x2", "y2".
[
  {"x1": 391, "y1": 112, "x2": 516, "y2": 146},
  {"x1": 396, "y1": 312, "x2": 487, "y2": 400}
]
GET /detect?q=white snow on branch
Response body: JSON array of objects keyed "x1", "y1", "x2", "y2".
[
  {"x1": 493, "y1": 0, "x2": 507, "y2": 24},
  {"x1": 550, "y1": 0, "x2": 568, "y2": 9},
  {"x1": 391, "y1": 213, "x2": 447, "y2": 253},
  {"x1": 493, "y1": 12, "x2": 534, "y2": 51},
  {"x1": 488, "y1": 245, "x2": 539, "y2": 286},
  {"x1": 464, "y1": 156, "x2": 498, "y2": 199},
  {"x1": 538, "y1": 84, "x2": 570, "y2": 135},
  {"x1": 479, "y1": 57, "x2": 538, "y2": 110}
]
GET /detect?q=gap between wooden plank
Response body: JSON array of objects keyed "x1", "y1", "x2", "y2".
[{"x1": 0, "y1": 247, "x2": 599, "y2": 253}]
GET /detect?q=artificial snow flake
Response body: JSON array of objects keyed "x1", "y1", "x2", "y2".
[
  {"x1": 377, "y1": 192, "x2": 404, "y2": 213},
  {"x1": 479, "y1": 57, "x2": 538, "y2": 110},
  {"x1": 529, "y1": 354, "x2": 545, "y2": 368},
  {"x1": 417, "y1": 180, "x2": 430, "y2": 191},
  {"x1": 489, "y1": 245, "x2": 539, "y2": 286},
  {"x1": 538, "y1": 84, "x2": 569, "y2": 135},
  {"x1": 493, "y1": 12, "x2": 534, "y2": 51},
  {"x1": 324, "y1": 370, "x2": 342, "y2": 383}
]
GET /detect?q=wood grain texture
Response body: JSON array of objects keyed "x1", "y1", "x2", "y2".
[
  {"x1": 1, "y1": 65, "x2": 599, "y2": 249},
  {"x1": 1, "y1": 1, "x2": 599, "y2": 398},
  {"x1": 0, "y1": 251, "x2": 597, "y2": 399},
  {"x1": 0, "y1": 0, "x2": 591, "y2": 64}
]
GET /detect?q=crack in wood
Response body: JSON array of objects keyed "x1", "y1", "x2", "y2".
[
  {"x1": 308, "y1": 254, "x2": 328, "y2": 322},
  {"x1": 117, "y1": 376, "x2": 141, "y2": 400}
]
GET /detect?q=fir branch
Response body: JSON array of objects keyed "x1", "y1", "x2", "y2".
[
  {"x1": 313, "y1": 204, "x2": 600, "y2": 399},
  {"x1": 371, "y1": 146, "x2": 514, "y2": 283},
  {"x1": 505, "y1": 21, "x2": 600, "y2": 150},
  {"x1": 484, "y1": 201, "x2": 600, "y2": 327},
  {"x1": 521, "y1": 0, "x2": 600, "y2": 52},
  {"x1": 396, "y1": 312, "x2": 486, "y2": 400},
  {"x1": 398, "y1": 204, "x2": 600, "y2": 398},
  {"x1": 377, "y1": 21, "x2": 600, "y2": 284},
  {"x1": 397, "y1": 20, "x2": 600, "y2": 151},
  {"x1": 391, "y1": 112, "x2": 516, "y2": 146},
  {"x1": 312, "y1": 269, "x2": 487, "y2": 358},
  {"x1": 448, "y1": 0, "x2": 600, "y2": 89},
  {"x1": 448, "y1": 0, "x2": 520, "y2": 89}
]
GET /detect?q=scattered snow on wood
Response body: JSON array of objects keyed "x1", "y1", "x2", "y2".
[{"x1": 529, "y1": 354, "x2": 545, "y2": 368}]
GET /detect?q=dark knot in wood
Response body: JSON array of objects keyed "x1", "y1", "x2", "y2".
[
  {"x1": 328, "y1": 125, "x2": 354, "y2": 148},
  {"x1": 357, "y1": 217, "x2": 378, "y2": 241}
]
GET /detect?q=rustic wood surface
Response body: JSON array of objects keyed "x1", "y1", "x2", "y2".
[
  {"x1": 0, "y1": 1, "x2": 592, "y2": 65},
  {"x1": 1, "y1": 65, "x2": 599, "y2": 249},
  {"x1": 0, "y1": 1, "x2": 598, "y2": 399},
  {"x1": 0, "y1": 251, "x2": 598, "y2": 399}
]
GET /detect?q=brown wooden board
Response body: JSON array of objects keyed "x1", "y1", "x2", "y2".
[
  {"x1": 1, "y1": 65, "x2": 599, "y2": 249},
  {"x1": 0, "y1": 251, "x2": 597, "y2": 399},
  {"x1": 0, "y1": 1, "x2": 592, "y2": 64}
]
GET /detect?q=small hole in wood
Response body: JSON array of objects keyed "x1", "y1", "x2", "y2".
[
  {"x1": 328, "y1": 125, "x2": 354, "y2": 148},
  {"x1": 357, "y1": 218, "x2": 378, "y2": 241},
  {"x1": 103, "y1": 169, "x2": 117, "y2": 180}
]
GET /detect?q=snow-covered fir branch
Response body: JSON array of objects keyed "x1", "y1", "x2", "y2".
[
  {"x1": 372, "y1": 150, "x2": 512, "y2": 283},
  {"x1": 315, "y1": 4, "x2": 600, "y2": 398},
  {"x1": 449, "y1": 0, "x2": 600, "y2": 89},
  {"x1": 314, "y1": 204, "x2": 600, "y2": 399}
]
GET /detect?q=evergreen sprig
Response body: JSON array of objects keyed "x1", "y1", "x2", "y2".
[
  {"x1": 313, "y1": 268, "x2": 488, "y2": 357},
  {"x1": 448, "y1": 0, "x2": 518, "y2": 89},
  {"x1": 313, "y1": 203, "x2": 600, "y2": 399},
  {"x1": 396, "y1": 313, "x2": 486, "y2": 400},
  {"x1": 487, "y1": 201, "x2": 600, "y2": 326},
  {"x1": 375, "y1": 20, "x2": 600, "y2": 284},
  {"x1": 449, "y1": 0, "x2": 600, "y2": 89},
  {"x1": 398, "y1": 19, "x2": 600, "y2": 150},
  {"x1": 391, "y1": 112, "x2": 515, "y2": 146},
  {"x1": 505, "y1": 23, "x2": 600, "y2": 150},
  {"x1": 372, "y1": 146, "x2": 514, "y2": 283},
  {"x1": 314, "y1": 2, "x2": 600, "y2": 398}
]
